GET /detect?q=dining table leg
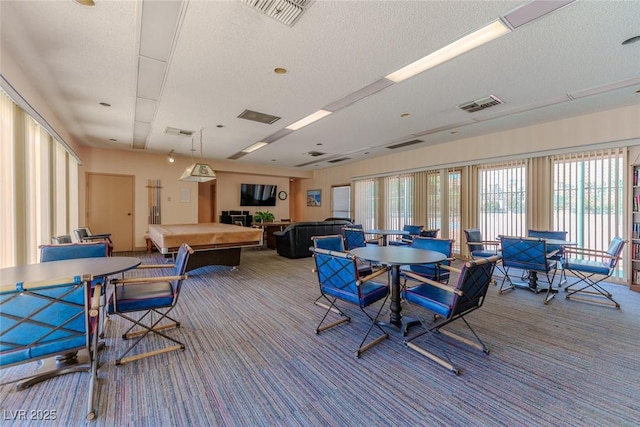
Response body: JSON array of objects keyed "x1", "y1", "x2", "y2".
[{"x1": 389, "y1": 265, "x2": 402, "y2": 325}]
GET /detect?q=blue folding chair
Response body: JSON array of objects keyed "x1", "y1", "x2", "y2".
[
  {"x1": 499, "y1": 236, "x2": 558, "y2": 304},
  {"x1": 389, "y1": 224, "x2": 423, "y2": 246},
  {"x1": 107, "y1": 243, "x2": 193, "y2": 364},
  {"x1": 0, "y1": 275, "x2": 101, "y2": 420},
  {"x1": 401, "y1": 237, "x2": 454, "y2": 284},
  {"x1": 402, "y1": 256, "x2": 499, "y2": 375},
  {"x1": 561, "y1": 237, "x2": 626, "y2": 308},
  {"x1": 528, "y1": 229, "x2": 568, "y2": 284},
  {"x1": 311, "y1": 247, "x2": 390, "y2": 358}
]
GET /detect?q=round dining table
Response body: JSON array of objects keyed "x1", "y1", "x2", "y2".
[
  {"x1": 364, "y1": 229, "x2": 410, "y2": 246},
  {"x1": 350, "y1": 246, "x2": 446, "y2": 332},
  {"x1": 0, "y1": 256, "x2": 141, "y2": 285}
]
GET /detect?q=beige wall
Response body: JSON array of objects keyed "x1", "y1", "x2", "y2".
[
  {"x1": 79, "y1": 104, "x2": 640, "y2": 249},
  {"x1": 79, "y1": 147, "x2": 309, "y2": 249},
  {"x1": 299, "y1": 104, "x2": 640, "y2": 221}
]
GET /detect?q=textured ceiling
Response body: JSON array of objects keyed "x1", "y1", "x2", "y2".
[{"x1": 1, "y1": 0, "x2": 639, "y2": 170}]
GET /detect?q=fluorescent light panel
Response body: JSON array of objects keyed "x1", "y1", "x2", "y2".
[
  {"x1": 324, "y1": 79, "x2": 394, "y2": 112},
  {"x1": 139, "y1": 0, "x2": 183, "y2": 61},
  {"x1": 135, "y1": 97, "x2": 157, "y2": 123},
  {"x1": 242, "y1": 142, "x2": 269, "y2": 153},
  {"x1": 385, "y1": 20, "x2": 510, "y2": 83},
  {"x1": 285, "y1": 109, "x2": 332, "y2": 130},
  {"x1": 136, "y1": 56, "x2": 166, "y2": 100}
]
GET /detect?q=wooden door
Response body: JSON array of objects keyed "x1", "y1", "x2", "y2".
[{"x1": 86, "y1": 173, "x2": 134, "y2": 252}]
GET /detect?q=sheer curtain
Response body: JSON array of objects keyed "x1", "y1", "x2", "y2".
[
  {"x1": 383, "y1": 174, "x2": 413, "y2": 229},
  {"x1": 0, "y1": 89, "x2": 79, "y2": 267},
  {"x1": 353, "y1": 178, "x2": 377, "y2": 229}
]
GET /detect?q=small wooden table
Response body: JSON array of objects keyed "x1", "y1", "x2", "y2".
[{"x1": 253, "y1": 221, "x2": 291, "y2": 249}]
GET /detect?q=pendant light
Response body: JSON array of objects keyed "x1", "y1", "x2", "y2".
[{"x1": 180, "y1": 128, "x2": 216, "y2": 182}]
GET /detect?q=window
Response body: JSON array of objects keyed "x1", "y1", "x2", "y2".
[
  {"x1": 553, "y1": 149, "x2": 624, "y2": 276},
  {"x1": 477, "y1": 160, "x2": 526, "y2": 240},
  {"x1": 331, "y1": 185, "x2": 351, "y2": 219}
]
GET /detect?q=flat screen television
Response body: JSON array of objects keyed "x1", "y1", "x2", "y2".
[{"x1": 240, "y1": 183, "x2": 277, "y2": 206}]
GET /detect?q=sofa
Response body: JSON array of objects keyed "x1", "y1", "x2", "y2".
[{"x1": 274, "y1": 220, "x2": 352, "y2": 259}]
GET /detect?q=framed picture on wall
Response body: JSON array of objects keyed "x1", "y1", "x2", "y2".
[{"x1": 307, "y1": 189, "x2": 321, "y2": 207}]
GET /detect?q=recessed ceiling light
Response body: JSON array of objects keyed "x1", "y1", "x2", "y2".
[
  {"x1": 401, "y1": 113, "x2": 410, "y2": 118},
  {"x1": 216, "y1": 124, "x2": 224, "y2": 128},
  {"x1": 316, "y1": 143, "x2": 323, "y2": 145},
  {"x1": 73, "y1": 0, "x2": 95, "y2": 6},
  {"x1": 99, "y1": 102, "x2": 111, "y2": 107},
  {"x1": 274, "y1": 67, "x2": 287, "y2": 74},
  {"x1": 622, "y1": 35, "x2": 640, "y2": 45},
  {"x1": 109, "y1": 138, "x2": 117, "y2": 141}
]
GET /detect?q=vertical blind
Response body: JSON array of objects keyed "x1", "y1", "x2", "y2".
[
  {"x1": 383, "y1": 174, "x2": 413, "y2": 229},
  {"x1": 354, "y1": 179, "x2": 377, "y2": 229},
  {"x1": 552, "y1": 148, "x2": 625, "y2": 276},
  {"x1": 477, "y1": 160, "x2": 527, "y2": 239},
  {"x1": 0, "y1": 89, "x2": 79, "y2": 268}
]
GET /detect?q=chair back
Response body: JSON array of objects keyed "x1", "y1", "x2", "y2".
[
  {"x1": 403, "y1": 224, "x2": 423, "y2": 236},
  {"x1": 450, "y1": 256, "x2": 499, "y2": 317},
  {"x1": 408, "y1": 237, "x2": 453, "y2": 281},
  {"x1": 500, "y1": 236, "x2": 551, "y2": 273},
  {"x1": 312, "y1": 235, "x2": 345, "y2": 252},
  {"x1": 52, "y1": 235, "x2": 73, "y2": 244},
  {"x1": 419, "y1": 229, "x2": 440, "y2": 238},
  {"x1": 464, "y1": 228, "x2": 484, "y2": 252},
  {"x1": 171, "y1": 243, "x2": 193, "y2": 298},
  {"x1": 605, "y1": 237, "x2": 626, "y2": 269},
  {"x1": 0, "y1": 275, "x2": 92, "y2": 368},
  {"x1": 343, "y1": 227, "x2": 367, "y2": 250},
  {"x1": 73, "y1": 228, "x2": 90, "y2": 241},
  {"x1": 527, "y1": 229, "x2": 567, "y2": 257},
  {"x1": 40, "y1": 241, "x2": 110, "y2": 262},
  {"x1": 311, "y1": 247, "x2": 370, "y2": 305}
]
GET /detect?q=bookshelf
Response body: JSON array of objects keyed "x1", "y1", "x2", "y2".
[{"x1": 632, "y1": 164, "x2": 640, "y2": 292}]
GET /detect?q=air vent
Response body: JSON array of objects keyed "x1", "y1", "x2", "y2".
[
  {"x1": 305, "y1": 151, "x2": 326, "y2": 157},
  {"x1": 458, "y1": 95, "x2": 504, "y2": 113},
  {"x1": 164, "y1": 127, "x2": 194, "y2": 137},
  {"x1": 387, "y1": 139, "x2": 424, "y2": 150},
  {"x1": 237, "y1": 109, "x2": 281, "y2": 125},
  {"x1": 327, "y1": 157, "x2": 351, "y2": 163},
  {"x1": 238, "y1": 0, "x2": 314, "y2": 27}
]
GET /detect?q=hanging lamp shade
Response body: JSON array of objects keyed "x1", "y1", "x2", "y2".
[
  {"x1": 180, "y1": 128, "x2": 216, "y2": 182},
  {"x1": 180, "y1": 163, "x2": 216, "y2": 182}
]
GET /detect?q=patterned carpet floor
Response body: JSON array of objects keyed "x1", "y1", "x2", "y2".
[{"x1": 1, "y1": 248, "x2": 639, "y2": 426}]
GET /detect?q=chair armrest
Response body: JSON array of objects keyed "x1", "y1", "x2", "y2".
[
  {"x1": 468, "y1": 240, "x2": 499, "y2": 247},
  {"x1": 546, "y1": 249, "x2": 559, "y2": 258},
  {"x1": 90, "y1": 284, "x2": 102, "y2": 317},
  {"x1": 563, "y1": 247, "x2": 617, "y2": 259},
  {"x1": 436, "y1": 263, "x2": 462, "y2": 275},
  {"x1": 112, "y1": 274, "x2": 187, "y2": 285},
  {"x1": 358, "y1": 266, "x2": 390, "y2": 284},
  {"x1": 402, "y1": 270, "x2": 460, "y2": 295},
  {"x1": 84, "y1": 234, "x2": 111, "y2": 241},
  {"x1": 135, "y1": 264, "x2": 175, "y2": 269}
]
